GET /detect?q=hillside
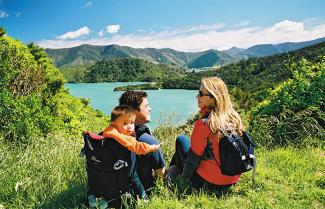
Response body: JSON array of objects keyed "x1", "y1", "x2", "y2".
[
  {"x1": 170, "y1": 41, "x2": 324, "y2": 91},
  {"x1": 187, "y1": 50, "x2": 235, "y2": 68},
  {"x1": 83, "y1": 58, "x2": 187, "y2": 83},
  {"x1": 45, "y1": 37, "x2": 325, "y2": 69}
]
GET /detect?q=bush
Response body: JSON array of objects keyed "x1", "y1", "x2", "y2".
[
  {"x1": 249, "y1": 58, "x2": 325, "y2": 148},
  {"x1": 0, "y1": 91, "x2": 55, "y2": 144},
  {"x1": 0, "y1": 32, "x2": 107, "y2": 144}
]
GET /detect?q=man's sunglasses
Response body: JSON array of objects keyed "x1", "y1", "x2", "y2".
[{"x1": 198, "y1": 90, "x2": 213, "y2": 97}]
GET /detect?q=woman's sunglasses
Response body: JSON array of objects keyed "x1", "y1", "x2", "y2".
[{"x1": 198, "y1": 90, "x2": 213, "y2": 97}]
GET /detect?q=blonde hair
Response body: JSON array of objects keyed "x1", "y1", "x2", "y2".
[{"x1": 201, "y1": 77, "x2": 243, "y2": 138}]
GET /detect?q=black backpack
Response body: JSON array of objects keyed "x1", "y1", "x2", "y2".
[
  {"x1": 82, "y1": 131, "x2": 132, "y2": 206},
  {"x1": 206, "y1": 131, "x2": 256, "y2": 182}
]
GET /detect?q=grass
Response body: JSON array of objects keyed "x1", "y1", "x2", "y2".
[
  {"x1": 137, "y1": 146, "x2": 325, "y2": 209},
  {"x1": 0, "y1": 126, "x2": 324, "y2": 209}
]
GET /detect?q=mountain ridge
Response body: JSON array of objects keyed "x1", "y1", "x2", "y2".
[{"x1": 45, "y1": 37, "x2": 325, "y2": 69}]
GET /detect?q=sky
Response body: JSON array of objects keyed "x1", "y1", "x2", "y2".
[{"x1": 1, "y1": 0, "x2": 325, "y2": 51}]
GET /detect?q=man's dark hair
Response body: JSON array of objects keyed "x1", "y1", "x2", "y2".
[{"x1": 119, "y1": 91, "x2": 147, "y2": 111}]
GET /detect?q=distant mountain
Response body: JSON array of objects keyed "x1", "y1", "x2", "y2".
[
  {"x1": 187, "y1": 50, "x2": 235, "y2": 68},
  {"x1": 46, "y1": 44, "x2": 201, "y2": 68},
  {"x1": 235, "y1": 37, "x2": 325, "y2": 57},
  {"x1": 45, "y1": 37, "x2": 325, "y2": 69},
  {"x1": 222, "y1": 47, "x2": 245, "y2": 57}
]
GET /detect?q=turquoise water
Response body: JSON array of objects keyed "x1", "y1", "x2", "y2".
[{"x1": 65, "y1": 82, "x2": 199, "y2": 129}]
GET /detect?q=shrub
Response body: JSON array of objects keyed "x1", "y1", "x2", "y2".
[{"x1": 249, "y1": 58, "x2": 325, "y2": 148}]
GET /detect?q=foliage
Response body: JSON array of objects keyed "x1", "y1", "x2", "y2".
[
  {"x1": 27, "y1": 43, "x2": 65, "y2": 97},
  {"x1": 0, "y1": 36, "x2": 59, "y2": 143},
  {"x1": 114, "y1": 82, "x2": 163, "y2": 91},
  {"x1": 249, "y1": 58, "x2": 325, "y2": 147},
  {"x1": 60, "y1": 65, "x2": 89, "y2": 83},
  {"x1": 0, "y1": 91, "x2": 55, "y2": 144},
  {"x1": 0, "y1": 26, "x2": 6, "y2": 37},
  {"x1": 83, "y1": 58, "x2": 187, "y2": 83},
  {"x1": 52, "y1": 91, "x2": 108, "y2": 136},
  {"x1": 0, "y1": 32, "x2": 107, "y2": 144}
]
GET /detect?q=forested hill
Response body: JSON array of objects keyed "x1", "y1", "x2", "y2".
[
  {"x1": 83, "y1": 58, "x2": 188, "y2": 83},
  {"x1": 166, "y1": 41, "x2": 324, "y2": 89},
  {"x1": 45, "y1": 37, "x2": 325, "y2": 69},
  {"x1": 202, "y1": 41, "x2": 325, "y2": 94}
]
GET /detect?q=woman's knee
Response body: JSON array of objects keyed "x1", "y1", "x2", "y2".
[
  {"x1": 176, "y1": 135, "x2": 189, "y2": 145},
  {"x1": 176, "y1": 135, "x2": 190, "y2": 152}
]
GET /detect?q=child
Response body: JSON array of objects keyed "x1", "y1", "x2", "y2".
[
  {"x1": 103, "y1": 105, "x2": 160, "y2": 155},
  {"x1": 87, "y1": 105, "x2": 159, "y2": 208}
]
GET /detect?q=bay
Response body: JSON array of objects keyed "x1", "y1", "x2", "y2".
[{"x1": 65, "y1": 82, "x2": 199, "y2": 129}]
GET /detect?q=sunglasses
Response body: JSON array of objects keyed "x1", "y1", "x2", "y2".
[{"x1": 198, "y1": 90, "x2": 213, "y2": 97}]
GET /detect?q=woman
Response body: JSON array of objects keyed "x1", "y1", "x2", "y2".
[{"x1": 168, "y1": 77, "x2": 243, "y2": 194}]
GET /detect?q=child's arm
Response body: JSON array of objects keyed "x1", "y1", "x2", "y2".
[{"x1": 103, "y1": 125, "x2": 159, "y2": 155}]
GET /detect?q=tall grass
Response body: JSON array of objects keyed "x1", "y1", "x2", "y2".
[
  {"x1": 1, "y1": 120, "x2": 324, "y2": 208},
  {"x1": 249, "y1": 107, "x2": 325, "y2": 148},
  {"x1": 0, "y1": 134, "x2": 87, "y2": 208}
]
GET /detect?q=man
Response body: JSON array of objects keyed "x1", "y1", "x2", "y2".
[{"x1": 119, "y1": 91, "x2": 166, "y2": 193}]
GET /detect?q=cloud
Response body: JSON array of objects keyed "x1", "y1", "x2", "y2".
[
  {"x1": 98, "y1": 29, "x2": 104, "y2": 37},
  {"x1": 0, "y1": 10, "x2": 8, "y2": 18},
  {"x1": 56, "y1": 26, "x2": 91, "y2": 40},
  {"x1": 106, "y1": 25, "x2": 120, "y2": 34},
  {"x1": 235, "y1": 20, "x2": 250, "y2": 27},
  {"x1": 267, "y1": 20, "x2": 304, "y2": 32},
  {"x1": 16, "y1": 12, "x2": 21, "y2": 17},
  {"x1": 38, "y1": 20, "x2": 325, "y2": 51},
  {"x1": 83, "y1": 1, "x2": 92, "y2": 8}
]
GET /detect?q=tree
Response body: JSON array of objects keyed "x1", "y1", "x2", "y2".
[{"x1": 0, "y1": 27, "x2": 6, "y2": 37}]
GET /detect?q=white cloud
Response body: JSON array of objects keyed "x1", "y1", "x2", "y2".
[
  {"x1": 16, "y1": 12, "x2": 21, "y2": 17},
  {"x1": 0, "y1": 10, "x2": 8, "y2": 18},
  {"x1": 235, "y1": 20, "x2": 250, "y2": 27},
  {"x1": 83, "y1": 1, "x2": 92, "y2": 8},
  {"x1": 106, "y1": 25, "x2": 120, "y2": 34},
  {"x1": 56, "y1": 26, "x2": 91, "y2": 40},
  {"x1": 38, "y1": 20, "x2": 325, "y2": 51},
  {"x1": 98, "y1": 29, "x2": 104, "y2": 37},
  {"x1": 267, "y1": 20, "x2": 304, "y2": 32}
]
